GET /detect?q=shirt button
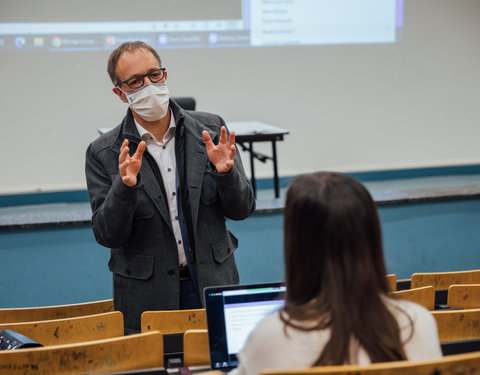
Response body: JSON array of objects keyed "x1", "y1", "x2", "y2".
[
  {"x1": 175, "y1": 216, "x2": 179, "y2": 220},
  {"x1": 172, "y1": 192, "x2": 176, "y2": 196},
  {"x1": 178, "y1": 240, "x2": 182, "y2": 244},
  {"x1": 162, "y1": 146, "x2": 166, "y2": 149},
  {"x1": 168, "y1": 168, "x2": 171, "y2": 172}
]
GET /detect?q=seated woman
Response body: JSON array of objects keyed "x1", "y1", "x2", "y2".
[{"x1": 231, "y1": 172, "x2": 442, "y2": 375}]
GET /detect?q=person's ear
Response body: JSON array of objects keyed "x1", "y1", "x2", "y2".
[
  {"x1": 113, "y1": 87, "x2": 128, "y2": 103},
  {"x1": 164, "y1": 71, "x2": 167, "y2": 81}
]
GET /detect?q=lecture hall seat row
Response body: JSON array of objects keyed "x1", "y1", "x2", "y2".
[
  {"x1": 0, "y1": 269, "x2": 479, "y2": 374},
  {"x1": 387, "y1": 269, "x2": 480, "y2": 309},
  {"x1": 1, "y1": 269, "x2": 477, "y2": 324}
]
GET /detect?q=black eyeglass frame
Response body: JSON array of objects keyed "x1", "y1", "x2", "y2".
[{"x1": 116, "y1": 68, "x2": 166, "y2": 89}]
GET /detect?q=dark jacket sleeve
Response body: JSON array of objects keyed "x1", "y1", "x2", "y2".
[{"x1": 85, "y1": 143, "x2": 141, "y2": 248}]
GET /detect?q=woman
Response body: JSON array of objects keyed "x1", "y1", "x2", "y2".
[{"x1": 232, "y1": 172, "x2": 442, "y2": 374}]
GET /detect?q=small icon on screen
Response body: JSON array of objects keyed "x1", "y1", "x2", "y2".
[
  {"x1": 105, "y1": 35, "x2": 116, "y2": 46},
  {"x1": 51, "y1": 36, "x2": 62, "y2": 48},
  {"x1": 209, "y1": 33, "x2": 219, "y2": 44},
  {"x1": 14, "y1": 36, "x2": 26, "y2": 48},
  {"x1": 158, "y1": 34, "x2": 168, "y2": 45},
  {"x1": 33, "y1": 37, "x2": 44, "y2": 47}
]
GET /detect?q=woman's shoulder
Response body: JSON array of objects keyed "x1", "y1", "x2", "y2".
[
  {"x1": 385, "y1": 295, "x2": 433, "y2": 321},
  {"x1": 385, "y1": 296, "x2": 443, "y2": 360},
  {"x1": 386, "y1": 298, "x2": 436, "y2": 329}
]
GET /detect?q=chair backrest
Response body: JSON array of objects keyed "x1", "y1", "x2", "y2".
[
  {"x1": 0, "y1": 299, "x2": 114, "y2": 323},
  {"x1": 431, "y1": 308, "x2": 480, "y2": 342},
  {"x1": 183, "y1": 329, "x2": 210, "y2": 367},
  {"x1": 172, "y1": 96, "x2": 196, "y2": 111},
  {"x1": 0, "y1": 311, "x2": 123, "y2": 346},
  {"x1": 259, "y1": 350, "x2": 480, "y2": 374},
  {"x1": 0, "y1": 331, "x2": 164, "y2": 375},
  {"x1": 411, "y1": 269, "x2": 480, "y2": 290},
  {"x1": 392, "y1": 285, "x2": 435, "y2": 310},
  {"x1": 141, "y1": 308, "x2": 207, "y2": 334},
  {"x1": 386, "y1": 274, "x2": 397, "y2": 292},
  {"x1": 447, "y1": 284, "x2": 480, "y2": 309}
]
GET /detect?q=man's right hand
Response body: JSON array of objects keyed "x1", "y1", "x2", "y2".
[{"x1": 119, "y1": 139, "x2": 146, "y2": 186}]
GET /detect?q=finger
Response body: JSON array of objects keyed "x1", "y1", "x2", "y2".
[
  {"x1": 119, "y1": 145, "x2": 130, "y2": 164},
  {"x1": 225, "y1": 160, "x2": 234, "y2": 171},
  {"x1": 119, "y1": 159, "x2": 130, "y2": 177},
  {"x1": 228, "y1": 131, "x2": 236, "y2": 147},
  {"x1": 119, "y1": 139, "x2": 129, "y2": 162},
  {"x1": 122, "y1": 175, "x2": 135, "y2": 187},
  {"x1": 219, "y1": 126, "x2": 227, "y2": 144},
  {"x1": 133, "y1": 141, "x2": 146, "y2": 161},
  {"x1": 229, "y1": 144, "x2": 236, "y2": 160},
  {"x1": 202, "y1": 130, "x2": 215, "y2": 150}
]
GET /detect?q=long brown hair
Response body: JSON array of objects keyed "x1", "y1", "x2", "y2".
[{"x1": 281, "y1": 172, "x2": 408, "y2": 365}]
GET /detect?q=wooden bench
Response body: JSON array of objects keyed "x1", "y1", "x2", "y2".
[
  {"x1": 392, "y1": 285, "x2": 435, "y2": 310},
  {"x1": 183, "y1": 328, "x2": 210, "y2": 367},
  {"x1": 0, "y1": 299, "x2": 114, "y2": 323},
  {"x1": 0, "y1": 331, "x2": 163, "y2": 375},
  {"x1": 141, "y1": 309, "x2": 207, "y2": 367},
  {"x1": 411, "y1": 269, "x2": 480, "y2": 290},
  {"x1": 431, "y1": 308, "x2": 480, "y2": 343},
  {"x1": 447, "y1": 284, "x2": 480, "y2": 309},
  {"x1": 260, "y1": 350, "x2": 480, "y2": 374},
  {"x1": 0, "y1": 311, "x2": 123, "y2": 346},
  {"x1": 386, "y1": 274, "x2": 397, "y2": 292},
  {"x1": 141, "y1": 308, "x2": 207, "y2": 334}
]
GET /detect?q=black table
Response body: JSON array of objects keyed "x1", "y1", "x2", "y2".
[{"x1": 228, "y1": 121, "x2": 289, "y2": 199}]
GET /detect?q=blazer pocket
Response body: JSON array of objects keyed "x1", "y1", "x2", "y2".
[
  {"x1": 211, "y1": 231, "x2": 239, "y2": 264},
  {"x1": 108, "y1": 251, "x2": 154, "y2": 280}
]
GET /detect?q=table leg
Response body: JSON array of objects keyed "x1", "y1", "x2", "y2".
[
  {"x1": 272, "y1": 140, "x2": 280, "y2": 198},
  {"x1": 249, "y1": 141, "x2": 257, "y2": 199}
]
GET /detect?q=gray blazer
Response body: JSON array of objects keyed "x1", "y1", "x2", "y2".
[{"x1": 85, "y1": 100, "x2": 255, "y2": 331}]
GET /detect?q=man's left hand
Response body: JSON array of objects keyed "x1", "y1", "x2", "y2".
[{"x1": 202, "y1": 126, "x2": 236, "y2": 173}]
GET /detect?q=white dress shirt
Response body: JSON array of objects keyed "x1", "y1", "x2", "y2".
[{"x1": 135, "y1": 111, "x2": 187, "y2": 267}]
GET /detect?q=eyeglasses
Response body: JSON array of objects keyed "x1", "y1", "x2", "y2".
[{"x1": 116, "y1": 68, "x2": 166, "y2": 89}]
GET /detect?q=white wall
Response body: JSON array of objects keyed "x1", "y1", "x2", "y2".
[{"x1": 1, "y1": 0, "x2": 479, "y2": 194}]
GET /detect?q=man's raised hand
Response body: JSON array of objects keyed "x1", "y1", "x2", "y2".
[
  {"x1": 119, "y1": 139, "x2": 146, "y2": 186},
  {"x1": 202, "y1": 126, "x2": 236, "y2": 173}
]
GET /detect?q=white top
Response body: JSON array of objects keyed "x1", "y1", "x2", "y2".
[
  {"x1": 230, "y1": 298, "x2": 442, "y2": 375},
  {"x1": 134, "y1": 111, "x2": 187, "y2": 266}
]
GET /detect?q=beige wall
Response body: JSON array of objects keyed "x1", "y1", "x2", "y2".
[{"x1": 1, "y1": 0, "x2": 479, "y2": 193}]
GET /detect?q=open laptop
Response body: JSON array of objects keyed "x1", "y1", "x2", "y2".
[{"x1": 204, "y1": 282, "x2": 286, "y2": 372}]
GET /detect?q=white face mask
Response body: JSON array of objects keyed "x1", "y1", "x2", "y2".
[{"x1": 123, "y1": 83, "x2": 170, "y2": 122}]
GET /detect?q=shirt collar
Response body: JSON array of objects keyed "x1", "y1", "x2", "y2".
[{"x1": 134, "y1": 109, "x2": 176, "y2": 144}]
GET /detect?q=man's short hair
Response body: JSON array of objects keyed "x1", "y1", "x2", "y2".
[{"x1": 107, "y1": 41, "x2": 162, "y2": 85}]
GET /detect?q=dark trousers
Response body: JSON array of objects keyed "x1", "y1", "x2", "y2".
[{"x1": 179, "y1": 278, "x2": 202, "y2": 309}]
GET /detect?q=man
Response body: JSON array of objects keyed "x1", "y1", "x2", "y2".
[{"x1": 85, "y1": 41, "x2": 255, "y2": 333}]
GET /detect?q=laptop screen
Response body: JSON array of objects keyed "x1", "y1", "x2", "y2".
[{"x1": 204, "y1": 282, "x2": 286, "y2": 372}]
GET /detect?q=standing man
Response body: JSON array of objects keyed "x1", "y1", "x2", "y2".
[{"x1": 85, "y1": 41, "x2": 255, "y2": 333}]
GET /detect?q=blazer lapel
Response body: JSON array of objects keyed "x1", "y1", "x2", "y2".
[
  {"x1": 184, "y1": 126, "x2": 210, "y2": 237},
  {"x1": 140, "y1": 157, "x2": 174, "y2": 234},
  {"x1": 120, "y1": 111, "x2": 173, "y2": 234}
]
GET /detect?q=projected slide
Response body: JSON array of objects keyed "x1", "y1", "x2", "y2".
[{"x1": 0, "y1": 0, "x2": 402, "y2": 51}]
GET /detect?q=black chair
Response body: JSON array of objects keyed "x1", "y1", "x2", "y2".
[{"x1": 172, "y1": 97, "x2": 196, "y2": 111}]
